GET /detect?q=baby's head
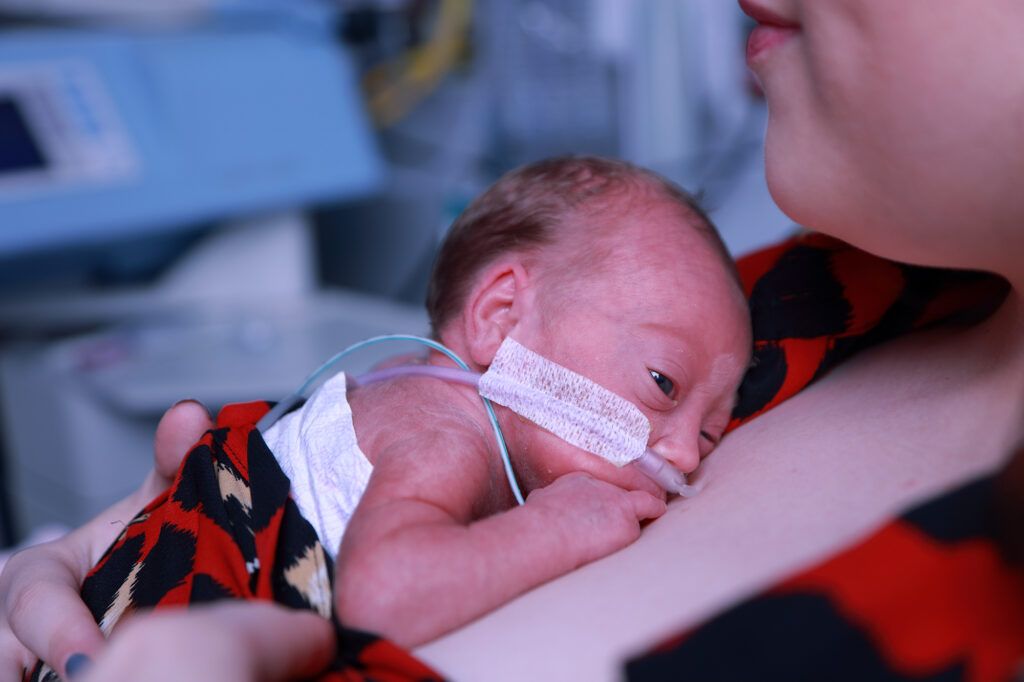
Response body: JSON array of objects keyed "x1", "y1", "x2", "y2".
[{"x1": 427, "y1": 156, "x2": 752, "y2": 497}]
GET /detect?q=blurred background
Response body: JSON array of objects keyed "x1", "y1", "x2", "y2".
[{"x1": 0, "y1": 0, "x2": 793, "y2": 549}]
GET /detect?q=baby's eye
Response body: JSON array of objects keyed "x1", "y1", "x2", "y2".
[
  {"x1": 649, "y1": 369, "x2": 675, "y2": 398},
  {"x1": 698, "y1": 430, "x2": 718, "y2": 458}
]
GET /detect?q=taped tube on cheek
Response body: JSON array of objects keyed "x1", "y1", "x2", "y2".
[{"x1": 478, "y1": 337, "x2": 651, "y2": 466}]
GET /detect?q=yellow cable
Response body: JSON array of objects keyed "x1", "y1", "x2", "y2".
[{"x1": 363, "y1": 0, "x2": 474, "y2": 128}]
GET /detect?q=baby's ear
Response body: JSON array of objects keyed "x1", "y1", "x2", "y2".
[{"x1": 462, "y1": 260, "x2": 534, "y2": 367}]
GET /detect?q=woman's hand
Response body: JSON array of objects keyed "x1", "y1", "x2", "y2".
[
  {"x1": 0, "y1": 400, "x2": 213, "y2": 680},
  {"x1": 77, "y1": 602, "x2": 335, "y2": 682}
]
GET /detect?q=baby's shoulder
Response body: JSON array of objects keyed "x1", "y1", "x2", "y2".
[
  {"x1": 355, "y1": 382, "x2": 502, "y2": 518},
  {"x1": 354, "y1": 378, "x2": 493, "y2": 468}
]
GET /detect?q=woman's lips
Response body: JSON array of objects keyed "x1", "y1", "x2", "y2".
[
  {"x1": 746, "y1": 24, "x2": 798, "y2": 65},
  {"x1": 738, "y1": 0, "x2": 800, "y2": 65}
]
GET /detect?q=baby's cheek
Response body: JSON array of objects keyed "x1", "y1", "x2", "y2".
[
  {"x1": 526, "y1": 430, "x2": 586, "y2": 482},
  {"x1": 526, "y1": 424, "x2": 664, "y2": 498}
]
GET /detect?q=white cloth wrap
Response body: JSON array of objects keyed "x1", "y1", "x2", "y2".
[
  {"x1": 262, "y1": 371, "x2": 372, "y2": 558},
  {"x1": 478, "y1": 338, "x2": 651, "y2": 467}
]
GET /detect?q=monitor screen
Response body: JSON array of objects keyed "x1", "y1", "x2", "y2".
[{"x1": 0, "y1": 97, "x2": 46, "y2": 175}]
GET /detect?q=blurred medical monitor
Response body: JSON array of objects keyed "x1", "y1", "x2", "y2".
[{"x1": 0, "y1": 21, "x2": 382, "y2": 264}]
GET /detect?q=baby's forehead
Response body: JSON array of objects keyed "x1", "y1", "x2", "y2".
[
  {"x1": 545, "y1": 200, "x2": 727, "y2": 279},
  {"x1": 537, "y1": 237, "x2": 745, "y2": 327},
  {"x1": 584, "y1": 185, "x2": 715, "y2": 242}
]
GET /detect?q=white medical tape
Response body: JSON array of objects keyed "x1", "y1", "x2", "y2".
[{"x1": 478, "y1": 337, "x2": 651, "y2": 466}]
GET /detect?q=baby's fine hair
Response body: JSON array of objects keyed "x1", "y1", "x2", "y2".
[{"x1": 425, "y1": 155, "x2": 733, "y2": 336}]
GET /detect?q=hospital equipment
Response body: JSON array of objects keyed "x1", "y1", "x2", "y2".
[{"x1": 0, "y1": 6, "x2": 381, "y2": 258}]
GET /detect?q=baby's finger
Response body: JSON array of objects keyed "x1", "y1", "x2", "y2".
[
  {"x1": 627, "y1": 491, "x2": 668, "y2": 521},
  {"x1": 152, "y1": 400, "x2": 213, "y2": 486}
]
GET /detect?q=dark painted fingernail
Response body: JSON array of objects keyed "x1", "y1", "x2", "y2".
[
  {"x1": 172, "y1": 398, "x2": 209, "y2": 413},
  {"x1": 65, "y1": 653, "x2": 91, "y2": 679}
]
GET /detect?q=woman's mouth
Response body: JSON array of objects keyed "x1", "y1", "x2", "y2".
[
  {"x1": 738, "y1": 0, "x2": 800, "y2": 65},
  {"x1": 746, "y1": 24, "x2": 798, "y2": 64}
]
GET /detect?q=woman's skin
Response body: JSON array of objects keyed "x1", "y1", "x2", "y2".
[{"x1": 4, "y1": 0, "x2": 1024, "y2": 679}]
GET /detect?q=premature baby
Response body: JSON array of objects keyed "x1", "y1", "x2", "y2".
[{"x1": 30, "y1": 156, "x2": 752, "y2": 679}]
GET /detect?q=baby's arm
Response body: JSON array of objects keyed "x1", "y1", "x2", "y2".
[{"x1": 335, "y1": 428, "x2": 665, "y2": 647}]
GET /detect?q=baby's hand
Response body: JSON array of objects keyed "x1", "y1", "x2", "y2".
[{"x1": 526, "y1": 472, "x2": 667, "y2": 566}]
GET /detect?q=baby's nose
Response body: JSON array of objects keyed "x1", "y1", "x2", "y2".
[{"x1": 649, "y1": 437, "x2": 701, "y2": 474}]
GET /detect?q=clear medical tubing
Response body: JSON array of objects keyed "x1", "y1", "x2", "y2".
[
  {"x1": 632, "y1": 448, "x2": 703, "y2": 498},
  {"x1": 352, "y1": 364, "x2": 701, "y2": 498},
  {"x1": 255, "y1": 334, "x2": 526, "y2": 506}
]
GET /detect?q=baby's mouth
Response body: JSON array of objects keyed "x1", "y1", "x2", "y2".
[{"x1": 682, "y1": 460, "x2": 708, "y2": 487}]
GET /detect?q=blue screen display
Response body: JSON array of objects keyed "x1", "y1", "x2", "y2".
[{"x1": 0, "y1": 98, "x2": 46, "y2": 174}]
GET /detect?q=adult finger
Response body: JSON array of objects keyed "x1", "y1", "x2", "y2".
[
  {"x1": 77, "y1": 603, "x2": 335, "y2": 682},
  {"x1": 1, "y1": 621, "x2": 33, "y2": 682},
  {"x1": 1, "y1": 543, "x2": 106, "y2": 679},
  {"x1": 233, "y1": 604, "x2": 336, "y2": 681},
  {"x1": 151, "y1": 399, "x2": 213, "y2": 488}
]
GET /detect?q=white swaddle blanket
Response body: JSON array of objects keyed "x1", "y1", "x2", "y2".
[{"x1": 262, "y1": 371, "x2": 372, "y2": 558}]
